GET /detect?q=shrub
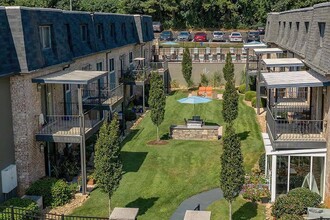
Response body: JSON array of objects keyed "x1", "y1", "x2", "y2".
[
  {"x1": 124, "y1": 109, "x2": 137, "y2": 121},
  {"x1": 251, "y1": 97, "x2": 267, "y2": 107},
  {"x1": 272, "y1": 195, "x2": 305, "y2": 218},
  {"x1": 279, "y1": 214, "x2": 304, "y2": 220},
  {"x1": 272, "y1": 188, "x2": 322, "y2": 218},
  {"x1": 26, "y1": 177, "x2": 73, "y2": 207},
  {"x1": 244, "y1": 91, "x2": 256, "y2": 101},
  {"x1": 51, "y1": 179, "x2": 72, "y2": 207},
  {"x1": 238, "y1": 84, "x2": 246, "y2": 94},
  {"x1": 258, "y1": 153, "x2": 265, "y2": 173},
  {"x1": 200, "y1": 73, "x2": 209, "y2": 86},
  {"x1": 0, "y1": 198, "x2": 39, "y2": 220},
  {"x1": 288, "y1": 187, "x2": 321, "y2": 208}
]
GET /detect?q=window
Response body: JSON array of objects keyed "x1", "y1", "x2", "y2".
[
  {"x1": 96, "y1": 24, "x2": 104, "y2": 40},
  {"x1": 145, "y1": 22, "x2": 148, "y2": 37},
  {"x1": 96, "y1": 62, "x2": 103, "y2": 71},
  {"x1": 121, "y1": 23, "x2": 127, "y2": 41},
  {"x1": 80, "y1": 24, "x2": 88, "y2": 42},
  {"x1": 318, "y1": 22, "x2": 326, "y2": 47},
  {"x1": 109, "y1": 58, "x2": 115, "y2": 72},
  {"x1": 65, "y1": 24, "x2": 73, "y2": 52},
  {"x1": 289, "y1": 22, "x2": 292, "y2": 30},
  {"x1": 129, "y1": 52, "x2": 133, "y2": 63},
  {"x1": 296, "y1": 22, "x2": 300, "y2": 32},
  {"x1": 39, "y1": 26, "x2": 51, "y2": 49},
  {"x1": 305, "y1": 22, "x2": 309, "y2": 33},
  {"x1": 131, "y1": 22, "x2": 135, "y2": 35},
  {"x1": 110, "y1": 23, "x2": 116, "y2": 42}
]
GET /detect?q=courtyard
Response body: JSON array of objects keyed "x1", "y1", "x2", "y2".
[{"x1": 71, "y1": 90, "x2": 265, "y2": 219}]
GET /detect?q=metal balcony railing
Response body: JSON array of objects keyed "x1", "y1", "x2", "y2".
[
  {"x1": 37, "y1": 108, "x2": 102, "y2": 136},
  {"x1": 84, "y1": 83, "x2": 124, "y2": 106},
  {"x1": 266, "y1": 107, "x2": 325, "y2": 142},
  {"x1": 150, "y1": 61, "x2": 168, "y2": 71}
]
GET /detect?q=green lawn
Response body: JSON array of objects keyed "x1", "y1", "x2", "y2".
[
  {"x1": 71, "y1": 91, "x2": 264, "y2": 219},
  {"x1": 207, "y1": 196, "x2": 266, "y2": 220}
]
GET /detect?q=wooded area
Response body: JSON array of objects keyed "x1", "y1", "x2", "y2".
[{"x1": 1, "y1": 0, "x2": 328, "y2": 29}]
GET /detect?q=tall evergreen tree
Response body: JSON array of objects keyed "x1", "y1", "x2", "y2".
[
  {"x1": 182, "y1": 47, "x2": 192, "y2": 88},
  {"x1": 222, "y1": 53, "x2": 238, "y2": 123},
  {"x1": 220, "y1": 124, "x2": 245, "y2": 220},
  {"x1": 149, "y1": 71, "x2": 166, "y2": 141},
  {"x1": 94, "y1": 113, "x2": 122, "y2": 216}
]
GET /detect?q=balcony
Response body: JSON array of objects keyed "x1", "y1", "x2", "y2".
[
  {"x1": 83, "y1": 83, "x2": 124, "y2": 110},
  {"x1": 36, "y1": 108, "x2": 103, "y2": 143},
  {"x1": 266, "y1": 107, "x2": 326, "y2": 150}
]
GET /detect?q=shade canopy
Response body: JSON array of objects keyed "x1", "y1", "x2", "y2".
[
  {"x1": 262, "y1": 58, "x2": 304, "y2": 68},
  {"x1": 184, "y1": 210, "x2": 211, "y2": 220},
  {"x1": 243, "y1": 41, "x2": 267, "y2": 49},
  {"x1": 261, "y1": 71, "x2": 330, "y2": 88},
  {"x1": 254, "y1": 48, "x2": 283, "y2": 54},
  {"x1": 161, "y1": 41, "x2": 179, "y2": 46},
  {"x1": 32, "y1": 70, "x2": 108, "y2": 85},
  {"x1": 177, "y1": 96, "x2": 212, "y2": 104}
]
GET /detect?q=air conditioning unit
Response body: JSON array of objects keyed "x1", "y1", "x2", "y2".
[{"x1": 1, "y1": 164, "x2": 18, "y2": 193}]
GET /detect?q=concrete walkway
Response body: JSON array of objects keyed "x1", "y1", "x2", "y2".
[{"x1": 170, "y1": 188, "x2": 223, "y2": 220}]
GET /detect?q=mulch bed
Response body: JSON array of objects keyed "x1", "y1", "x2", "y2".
[{"x1": 147, "y1": 140, "x2": 169, "y2": 145}]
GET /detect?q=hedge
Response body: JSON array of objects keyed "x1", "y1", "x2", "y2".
[
  {"x1": 251, "y1": 97, "x2": 267, "y2": 108},
  {"x1": 26, "y1": 178, "x2": 73, "y2": 207},
  {"x1": 244, "y1": 91, "x2": 256, "y2": 101},
  {"x1": 0, "y1": 198, "x2": 39, "y2": 220}
]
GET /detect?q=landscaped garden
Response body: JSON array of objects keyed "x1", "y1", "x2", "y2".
[{"x1": 71, "y1": 90, "x2": 265, "y2": 219}]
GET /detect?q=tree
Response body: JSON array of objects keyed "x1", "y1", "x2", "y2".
[
  {"x1": 94, "y1": 113, "x2": 122, "y2": 216},
  {"x1": 182, "y1": 47, "x2": 192, "y2": 88},
  {"x1": 222, "y1": 53, "x2": 238, "y2": 123},
  {"x1": 149, "y1": 71, "x2": 166, "y2": 141},
  {"x1": 220, "y1": 124, "x2": 245, "y2": 220}
]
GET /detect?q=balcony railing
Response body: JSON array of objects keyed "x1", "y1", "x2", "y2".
[
  {"x1": 84, "y1": 83, "x2": 124, "y2": 106},
  {"x1": 37, "y1": 108, "x2": 102, "y2": 137},
  {"x1": 150, "y1": 61, "x2": 168, "y2": 71},
  {"x1": 266, "y1": 107, "x2": 325, "y2": 142}
]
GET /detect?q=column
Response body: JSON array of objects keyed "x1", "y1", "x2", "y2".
[{"x1": 271, "y1": 155, "x2": 277, "y2": 202}]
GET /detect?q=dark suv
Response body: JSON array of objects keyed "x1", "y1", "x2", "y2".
[
  {"x1": 159, "y1": 31, "x2": 174, "y2": 41},
  {"x1": 247, "y1": 31, "x2": 260, "y2": 42}
]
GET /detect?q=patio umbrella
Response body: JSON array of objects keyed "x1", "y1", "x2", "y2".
[{"x1": 177, "y1": 96, "x2": 212, "y2": 115}]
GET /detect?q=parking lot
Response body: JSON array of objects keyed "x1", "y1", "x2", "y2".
[{"x1": 154, "y1": 30, "x2": 264, "y2": 43}]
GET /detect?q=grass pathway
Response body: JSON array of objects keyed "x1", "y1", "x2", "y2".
[{"x1": 71, "y1": 91, "x2": 264, "y2": 219}]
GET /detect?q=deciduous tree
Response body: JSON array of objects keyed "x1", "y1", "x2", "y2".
[{"x1": 94, "y1": 113, "x2": 122, "y2": 215}]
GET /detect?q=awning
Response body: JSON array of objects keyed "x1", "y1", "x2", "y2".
[
  {"x1": 254, "y1": 48, "x2": 283, "y2": 54},
  {"x1": 243, "y1": 42, "x2": 267, "y2": 49},
  {"x1": 262, "y1": 58, "x2": 304, "y2": 68},
  {"x1": 32, "y1": 70, "x2": 108, "y2": 85},
  {"x1": 134, "y1": 57, "x2": 145, "y2": 61},
  {"x1": 261, "y1": 71, "x2": 330, "y2": 88}
]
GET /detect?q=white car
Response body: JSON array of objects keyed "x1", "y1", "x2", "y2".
[{"x1": 229, "y1": 32, "x2": 243, "y2": 42}]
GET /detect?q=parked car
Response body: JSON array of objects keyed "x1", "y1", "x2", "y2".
[
  {"x1": 193, "y1": 32, "x2": 208, "y2": 42},
  {"x1": 159, "y1": 30, "x2": 174, "y2": 41},
  {"x1": 258, "y1": 27, "x2": 265, "y2": 35},
  {"x1": 229, "y1": 32, "x2": 243, "y2": 42},
  {"x1": 212, "y1": 31, "x2": 226, "y2": 42},
  {"x1": 177, "y1": 31, "x2": 192, "y2": 41},
  {"x1": 247, "y1": 31, "x2": 260, "y2": 42},
  {"x1": 152, "y1": 21, "x2": 163, "y2": 32}
]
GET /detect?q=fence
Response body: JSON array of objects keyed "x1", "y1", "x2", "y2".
[{"x1": 0, "y1": 206, "x2": 108, "y2": 220}]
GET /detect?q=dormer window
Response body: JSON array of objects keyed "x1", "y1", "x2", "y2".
[
  {"x1": 318, "y1": 22, "x2": 326, "y2": 47},
  {"x1": 80, "y1": 24, "x2": 88, "y2": 42},
  {"x1": 39, "y1": 26, "x2": 51, "y2": 49},
  {"x1": 96, "y1": 24, "x2": 104, "y2": 40},
  {"x1": 121, "y1": 23, "x2": 127, "y2": 41}
]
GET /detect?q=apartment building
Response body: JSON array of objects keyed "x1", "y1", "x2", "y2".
[
  {"x1": 0, "y1": 6, "x2": 154, "y2": 202},
  {"x1": 262, "y1": 3, "x2": 330, "y2": 204}
]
